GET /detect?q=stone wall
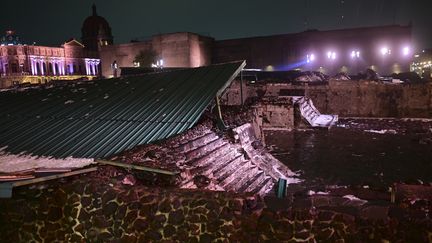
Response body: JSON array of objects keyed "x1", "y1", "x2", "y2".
[
  {"x1": 1, "y1": 175, "x2": 431, "y2": 242},
  {"x1": 251, "y1": 97, "x2": 295, "y2": 143},
  {"x1": 212, "y1": 25, "x2": 412, "y2": 75},
  {"x1": 225, "y1": 80, "x2": 432, "y2": 118},
  {"x1": 99, "y1": 33, "x2": 214, "y2": 78}
]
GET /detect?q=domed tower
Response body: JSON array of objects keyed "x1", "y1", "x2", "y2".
[
  {"x1": 81, "y1": 4, "x2": 113, "y2": 51},
  {"x1": 0, "y1": 30, "x2": 22, "y2": 46}
]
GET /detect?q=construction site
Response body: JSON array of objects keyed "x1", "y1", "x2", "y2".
[{"x1": 1, "y1": 61, "x2": 432, "y2": 242}]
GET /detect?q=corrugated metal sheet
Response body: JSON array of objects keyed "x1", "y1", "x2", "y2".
[{"x1": 0, "y1": 61, "x2": 245, "y2": 159}]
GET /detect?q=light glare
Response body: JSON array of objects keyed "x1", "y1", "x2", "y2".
[
  {"x1": 327, "y1": 51, "x2": 336, "y2": 60},
  {"x1": 306, "y1": 54, "x2": 315, "y2": 63},
  {"x1": 403, "y1": 47, "x2": 410, "y2": 56},
  {"x1": 381, "y1": 47, "x2": 390, "y2": 56}
]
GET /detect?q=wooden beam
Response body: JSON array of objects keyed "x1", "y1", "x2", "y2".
[
  {"x1": 96, "y1": 160, "x2": 179, "y2": 176},
  {"x1": 0, "y1": 167, "x2": 97, "y2": 198},
  {"x1": 12, "y1": 167, "x2": 97, "y2": 187},
  {"x1": 0, "y1": 175, "x2": 35, "y2": 182}
]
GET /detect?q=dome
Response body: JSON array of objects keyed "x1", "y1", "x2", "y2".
[
  {"x1": 81, "y1": 4, "x2": 113, "y2": 51},
  {"x1": 0, "y1": 30, "x2": 22, "y2": 46}
]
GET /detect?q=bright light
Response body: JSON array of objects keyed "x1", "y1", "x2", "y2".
[
  {"x1": 307, "y1": 54, "x2": 315, "y2": 63},
  {"x1": 327, "y1": 51, "x2": 336, "y2": 60},
  {"x1": 380, "y1": 47, "x2": 390, "y2": 56},
  {"x1": 403, "y1": 46, "x2": 410, "y2": 56},
  {"x1": 351, "y1": 50, "x2": 360, "y2": 59},
  {"x1": 310, "y1": 54, "x2": 315, "y2": 61},
  {"x1": 152, "y1": 59, "x2": 164, "y2": 68}
]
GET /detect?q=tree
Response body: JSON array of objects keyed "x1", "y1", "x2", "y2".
[{"x1": 134, "y1": 49, "x2": 159, "y2": 67}]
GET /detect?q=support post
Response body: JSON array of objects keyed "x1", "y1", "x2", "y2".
[
  {"x1": 240, "y1": 70, "x2": 244, "y2": 106},
  {"x1": 215, "y1": 96, "x2": 226, "y2": 129}
]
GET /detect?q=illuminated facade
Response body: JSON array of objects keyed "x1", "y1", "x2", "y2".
[
  {"x1": 100, "y1": 25, "x2": 413, "y2": 77},
  {"x1": 411, "y1": 49, "x2": 432, "y2": 79},
  {"x1": 0, "y1": 5, "x2": 110, "y2": 88},
  {"x1": 0, "y1": 32, "x2": 100, "y2": 88},
  {"x1": 213, "y1": 25, "x2": 413, "y2": 75}
]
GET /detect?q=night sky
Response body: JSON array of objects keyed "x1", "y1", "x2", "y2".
[{"x1": 1, "y1": 0, "x2": 430, "y2": 51}]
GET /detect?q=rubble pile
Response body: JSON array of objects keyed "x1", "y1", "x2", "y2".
[
  {"x1": 105, "y1": 119, "x2": 297, "y2": 196},
  {"x1": 294, "y1": 71, "x2": 327, "y2": 82},
  {"x1": 332, "y1": 72, "x2": 351, "y2": 80},
  {"x1": 221, "y1": 106, "x2": 255, "y2": 128}
]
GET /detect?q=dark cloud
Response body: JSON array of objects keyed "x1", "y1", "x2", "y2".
[{"x1": 0, "y1": 0, "x2": 430, "y2": 50}]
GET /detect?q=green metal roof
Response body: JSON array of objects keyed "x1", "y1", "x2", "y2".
[{"x1": 0, "y1": 61, "x2": 245, "y2": 159}]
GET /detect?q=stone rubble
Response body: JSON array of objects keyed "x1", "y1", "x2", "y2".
[{"x1": 106, "y1": 119, "x2": 298, "y2": 196}]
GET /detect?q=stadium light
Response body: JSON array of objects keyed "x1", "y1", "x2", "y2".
[
  {"x1": 402, "y1": 46, "x2": 410, "y2": 56},
  {"x1": 327, "y1": 51, "x2": 336, "y2": 60},
  {"x1": 307, "y1": 54, "x2": 316, "y2": 63},
  {"x1": 380, "y1": 47, "x2": 390, "y2": 56},
  {"x1": 351, "y1": 50, "x2": 360, "y2": 59}
]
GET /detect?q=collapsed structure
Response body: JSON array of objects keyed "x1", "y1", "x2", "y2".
[{"x1": 0, "y1": 61, "x2": 315, "y2": 197}]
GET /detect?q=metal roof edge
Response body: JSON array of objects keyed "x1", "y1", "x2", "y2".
[{"x1": 216, "y1": 60, "x2": 246, "y2": 97}]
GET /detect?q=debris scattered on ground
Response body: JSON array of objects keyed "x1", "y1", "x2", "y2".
[
  {"x1": 122, "y1": 174, "x2": 136, "y2": 186},
  {"x1": 0, "y1": 148, "x2": 94, "y2": 173},
  {"x1": 364, "y1": 129, "x2": 398, "y2": 134}
]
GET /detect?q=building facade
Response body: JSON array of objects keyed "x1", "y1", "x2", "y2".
[
  {"x1": 0, "y1": 5, "x2": 111, "y2": 88},
  {"x1": 411, "y1": 49, "x2": 432, "y2": 79},
  {"x1": 0, "y1": 33, "x2": 100, "y2": 88},
  {"x1": 99, "y1": 32, "x2": 213, "y2": 78},
  {"x1": 100, "y1": 25, "x2": 412, "y2": 78},
  {"x1": 81, "y1": 4, "x2": 113, "y2": 52},
  {"x1": 213, "y1": 25, "x2": 413, "y2": 75}
]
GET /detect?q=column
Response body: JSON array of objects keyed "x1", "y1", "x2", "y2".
[
  {"x1": 91, "y1": 62, "x2": 96, "y2": 75},
  {"x1": 35, "y1": 59, "x2": 38, "y2": 75},
  {"x1": 52, "y1": 61, "x2": 56, "y2": 75},
  {"x1": 61, "y1": 61, "x2": 65, "y2": 75},
  {"x1": 30, "y1": 59, "x2": 35, "y2": 75},
  {"x1": 85, "y1": 60, "x2": 89, "y2": 75},
  {"x1": 95, "y1": 60, "x2": 100, "y2": 75},
  {"x1": 40, "y1": 60, "x2": 44, "y2": 75}
]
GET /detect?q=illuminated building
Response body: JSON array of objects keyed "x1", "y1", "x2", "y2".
[
  {"x1": 411, "y1": 49, "x2": 432, "y2": 79},
  {"x1": 213, "y1": 25, "x2": 413, "y2": 75},
  {"x1": 0, "y1": 31, "x2": 100, "y2": 88},
  {"x1": 0, "y1": 5, "x2": 110, "y2": 88},
  {"x1": 100, "y1": 25, "x2": 412, "y2": 77}
]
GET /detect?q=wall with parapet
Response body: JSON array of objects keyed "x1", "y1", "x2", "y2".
[
  {"x1": 99, "y1": 33, "x2": 214, "y2": 78},
  {"x1": 224, "y1": 80, "x2": 432, "y2": 118}
]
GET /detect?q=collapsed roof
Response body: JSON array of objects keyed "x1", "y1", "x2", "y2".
[{"x1": 0, "y1": 61, "x2": 245, "y2": 159}]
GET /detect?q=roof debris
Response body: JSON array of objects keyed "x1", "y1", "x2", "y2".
[{"x1": 0, "y1": 61, "x2": 246, "y2": 158}]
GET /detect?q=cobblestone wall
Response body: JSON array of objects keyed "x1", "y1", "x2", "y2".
[{"x1": 1, "y1": 175, "x2": 431, "y2": 242}]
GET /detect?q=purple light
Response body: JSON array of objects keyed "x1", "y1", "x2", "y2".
[
  {"x1": 327, "y1": 51, "x2": 336, "y2": 60},
  {"x1": 307, "y1": 54, "x2": 315, "y2": 63},
  {"x1": 381, "y1": 47, "x2": 390, "y2": 56},
  {"x1": 351, "y1": 50, "x2": 360, "y2": 59},
  {"x1": 403, "y1": 46, "x2": 410, "y2": 56}
]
